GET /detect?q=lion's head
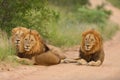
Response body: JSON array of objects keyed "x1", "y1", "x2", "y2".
[
  {"x1": 80, "y1": 29, "x2": 103, "y2": 55},
  {"x1": 11, "y1": 27, "x2": 28, "y2": 46},
  {"x1": 23, "y1": 29, "x2": 49, "y2": 55}
]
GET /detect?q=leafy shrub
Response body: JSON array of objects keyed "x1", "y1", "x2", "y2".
[
  {"x1": 48, "y1": 0, "x2": 90, "y2": 11},
  {"x1": 23, "y1": 9, "x2": 60, "y2": 38},
  {"x1": 107, "y1": 0, "x2": 120, "y2": 9},
  {"x1": 76, "y1": 7, "x2": 110, "y2": 24},
  {"x1": 48, "y1": 0, "x2": 89, "y2": 7},
  {"x1": 0, "y1": 0, "x2": 54, "y2": 36}
]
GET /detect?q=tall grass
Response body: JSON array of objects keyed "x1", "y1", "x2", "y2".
[
  {"x1": 46, "y1": 21, "x2": 119, "y2": 48},
  {"x1": 0, "y1": 30, "x2": 15, "y2": 61}
]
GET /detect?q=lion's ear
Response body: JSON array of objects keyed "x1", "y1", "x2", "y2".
[
  {"x1": 31, "y1": 30, "x2": 39, "y2": 37},
  {"x1": 82, "y1": 32, "x2": 86, "y2": 37},
  {"x1": 12, "y1": 28, "x2": 17, "y2": 35}
]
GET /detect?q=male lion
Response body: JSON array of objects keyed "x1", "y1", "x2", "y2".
[
  {"x1": 17, "y1": 29, "x2": 61, "y2": 65},
  {"x1": 77, "y1": 29, "x2": 104, "y2": 66},
  {"x1": 11, "y1": 27, "x2": 28, "y2": 53},
  {"x1": 63, "y1": 29, "x2": 104, "y2": 66}
]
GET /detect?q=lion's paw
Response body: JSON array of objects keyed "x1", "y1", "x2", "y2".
[
  {"x1": 88, "y1": 60, "x2": 101, "y2": 66},
  {"x1": 77, "y1": 59, "x2": 87, "y2": 65},
  {"x1": 15, "y1": 57, "x2": 34, "y2": 65}
]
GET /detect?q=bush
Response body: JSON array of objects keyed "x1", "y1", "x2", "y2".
[
  {"x1": 76, "y1": 7, "x2": 110, "y2": 24},
  {"x1": 48, "y1": 0, "x2": 90, "y2": 12},
  {"x1": 48, "y1": 0, "x2": 89, "y2": 7},
  {"x1": 0, "y1": 0, "x2": 54, "y2": 36},
  {"x1": 107, "y1": 0, "x2": 120, "y2": 9},
  {"x1": 23, "y1": 9, "x2": 60, "y2": 38}
]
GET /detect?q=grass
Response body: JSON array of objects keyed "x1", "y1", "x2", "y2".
[
  {"x1": 107, "y1": 0, "x2": 120, "y2": 9},
  {"x1": 46, "y1": 19, "x2": 119, "y2": 48},
  {"x1": 0, "y1": 30, "x2": 15, "y2": 62}
]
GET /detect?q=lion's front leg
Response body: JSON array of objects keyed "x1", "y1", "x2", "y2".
[
  {"x1": 13, "y1": 56, "x2": 35, "y2": 65},
  {"x1": 88, "y1": 60, "x2": 101, "y2": 66},
  {"x1": 77, "y1": 59, "x2": 88, "y2": 65}
]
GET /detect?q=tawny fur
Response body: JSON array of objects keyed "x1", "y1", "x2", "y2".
[
  {"x1": 79, "y1": 29, "x2": 104, "y2": 66},
  {"x1": 35, "y1": 50, "x2": 61, "y2": 66}
]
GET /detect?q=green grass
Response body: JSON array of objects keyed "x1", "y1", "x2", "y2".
[
  {"x1": 76, "y1": 7, "x2": 111, "y2": 23},
  {"x1": 46, "y1": 20, "x2": 119, "y2": 48},
  {"x1": 0, "y1": 30, "x2": 15, "y2": 61},
  {"x1": 107, "y1": 0, "x2": 120, "y2": 9}
]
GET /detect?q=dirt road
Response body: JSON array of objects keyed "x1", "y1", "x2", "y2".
[{"x1": 0, "y1": 0, "x2": 120, "y2": 80}]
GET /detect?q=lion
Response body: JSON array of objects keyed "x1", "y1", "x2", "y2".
[
  {"x1": 11, "y1": 27, "x2": 29, "y2": 53},
  {"x1": 14, "y1": 50, "x2": 61, "y2": 66},
  {"x1": 78, "y1": 29, "x2": 105, "y2": 66},
  {"x1": 17, "y1": 29, "x2": 61, "y2": 65},
  {"x1": 63, "y1": 29, "x2": 104, "y2": 66}
]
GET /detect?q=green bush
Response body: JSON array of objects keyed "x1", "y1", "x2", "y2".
[
  {"x1": 48, "y1": 0, "x2": 89, "y2": 7},
  {"x1": 107, "y1": 0, "x2": 120, "y2": 9},
  {"x1": 76, "y1": 7, "x2": 110, "y2": 24},
  {"x1": 23, "y1": 9, "x2": 59, "y2": 38},
  {"x1": 0, "y1": 0, "x2": 54, "y2": 36}
]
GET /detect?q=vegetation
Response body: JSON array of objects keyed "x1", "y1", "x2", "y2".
[
  {"x1": 107, "y1": 0, "x2": 120, "y2": 9},
  {"x1": 0, "y1": 0, "x2": 56, "y2": 37},
  {"x1": 76, "y1": 7, "x2": 111, "y2": 24},
  {"x1": 0, "y1": 30, "x2": 15, "y2": 61}
]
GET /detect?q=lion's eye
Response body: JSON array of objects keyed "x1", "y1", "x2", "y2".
[
  {"x1": 31, "y1": 39, "x2": 33, "y2": 41},
  {"x1": 91, "y1": 39, "x2": 94, "y2": 41},
  {"x1": 25, "y1": 39, "x2": 27, "y2": 41}
]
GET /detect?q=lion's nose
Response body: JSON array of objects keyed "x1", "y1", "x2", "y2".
[
  {"x1": 86, "y1": 44, "x2": 90, "y2": 47},
  {"x1": 17, "y1": 40, "x2": 20, "y2": 42},
  {"x1": 26, "y1": 45, "x2": 29, "y2": 48}
]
